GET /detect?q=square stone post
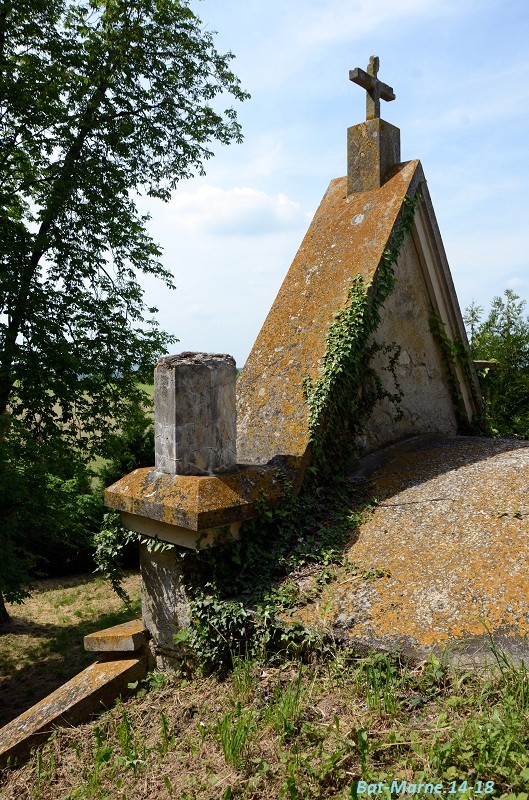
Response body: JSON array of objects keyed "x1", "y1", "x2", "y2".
[
  {"x1": 347, "y1": 118, "x2": 401, "y2": 195},
  {"x1": 154, "y1": 352, "x2": 236, "y2": 475},
  {"x1": 142, "y1": 352, "x2": 237, "y2": 668}
]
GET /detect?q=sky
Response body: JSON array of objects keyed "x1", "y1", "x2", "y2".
[{"x1": 137, "y1": 0, "x2": 529, "y2": 367}]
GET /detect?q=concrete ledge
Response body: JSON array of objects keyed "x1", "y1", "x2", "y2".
[
  {"x1": 121, "y1": 512, "x2": 242, "y2": 549},
  {"x1": 84, "y1": 619, "x2": 146, "y2": 653},
  {"x1": 104, "y1": 456, "x2": 303, "y2": 531},
  {"x1": 0, "y1": 655, "x2": 148, "y2": 769}
]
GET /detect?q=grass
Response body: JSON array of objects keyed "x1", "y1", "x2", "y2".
[
  {"x1": 135, "y1": 383, "x2": 155, "y2": 401},
  {"x1": 1, "y1": 491, "x2": 529, "y2": 799},
  {"x1": 0, "y1": 572, "x2": 141, "y2": 728},
  {"x1": 1, "y1": 606, "x2": 529, "y2": 797},
  {"x1": 0, "y1": 498, "x2": 528, "y2": 798}
]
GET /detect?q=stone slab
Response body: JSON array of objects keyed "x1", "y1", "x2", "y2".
[
  {"x1": 104, "y1": 457, "x2": 302, "y2": 531},
  {"x1": 83, "y1": 619, "x2": 146, "y2": 652},
  {"x1": 288, "y1": 435, "x2": 529, "y2": 666},
  {"x1": 0, "y1": 655, "x2": 147, "y2": 768},
  {"x1": 120, "y1": 512, "x2": 242, "y2": 549}
]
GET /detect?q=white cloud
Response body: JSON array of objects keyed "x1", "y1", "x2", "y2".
[
  {"x1": 505, "y1": 277, "x2": 528, "y2": 291},
  {"x1": 164, "y1": 185, "x2": 304, "y2": 236},
  {"x1": 290, "y1": 0, "x2": 452, "y2": 49},
  {"x1": 211, "y1": 0, "x2": 467, "y2": 94}
]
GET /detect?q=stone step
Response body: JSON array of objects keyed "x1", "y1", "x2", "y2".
[
  {"x1": 0, "y1": 655, "x2": 148, "y2": 769},
  {"x1": 83, "y1": 618, "x2": 146, "y2": 653}
]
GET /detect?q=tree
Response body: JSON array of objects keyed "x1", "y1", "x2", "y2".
[
  {"x1": 0, "y1": 416, "x2": 105, "y2": 624},
  {"x1": 464, "y1": 290, "x2": 529, "y2": 438},
  {"x1": 0, "y1": 0, "x2": 248, "y2": 620},
  {"x1": 97, "y1": 395, "x2": 154, "y2": 489}
]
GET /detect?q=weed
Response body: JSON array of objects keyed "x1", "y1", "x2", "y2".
[
  {"x1": 77, "y1": 727, "x2": 113, "y2": 797},
  {"x1": 157, "y1": 710, "x2": 175, "y2": 755},
  {"x1": 114, "y1": 711, "x2": 148, "y2": 776},
  {"x1": 33, "y1": 733, "x2": 57, "y2": 796},
  {"x1": 281, "y1": 774, "x2": 300, "y2": 799},
  {"x1": 488, "y1": 630, "x2": 529, "y2": 708},
  {"x1": 215, "y1": 701, "x2": 258, "y2": 770},
  {"x1": 229, "y1": 652, "x2": 258, "y2": 705},
  {"x1": 265, "y1": 667, "x2": 308, "y2": 740},
  {"x1": 356, "y1": 651, "x2": 403, "y2": 715}
]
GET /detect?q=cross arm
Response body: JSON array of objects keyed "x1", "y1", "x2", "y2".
[{"x1": 349, "y1": 67, "x2": 395, "y2": 102}]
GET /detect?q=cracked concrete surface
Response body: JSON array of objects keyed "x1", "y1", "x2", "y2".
[{"x1": 291, "y1": 434, "x2": 529, "y2": 665}]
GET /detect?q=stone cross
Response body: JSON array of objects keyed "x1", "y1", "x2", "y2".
[{"x1": 349, "y1": 56, "x2": 395, "y2": 120}]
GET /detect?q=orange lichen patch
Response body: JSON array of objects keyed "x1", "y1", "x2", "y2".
[
  {"x1": 84, "y1": 619, "x2": 145, "y2": 653},
  {"x1": 236, "y1": 161, "x2": 423, "y2": 468},
  {"x1": 0, "y1": 656, "x2": 147, "y2": 768},
  {"x1": 290, "y1": 435, "x2": 529, "y2": 662},
  {"x1": 104, "y1": 456, "x2": 304, "y2": 531}
]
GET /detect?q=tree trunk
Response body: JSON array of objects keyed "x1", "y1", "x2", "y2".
[{"x1": 0, "y1": 590, "x2": 11, "y2": 626}]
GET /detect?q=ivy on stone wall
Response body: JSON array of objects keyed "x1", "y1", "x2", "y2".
[
  {"x1": 171, "y1": 191, "x2": 423, "y2": 669},
  {"x1": 304, "y1": 189, "x2": 422, "y2": 479},
  {"x1": 428, "y1": 314, "x2": 488, "y2": 435},
  {"x1": 98, "y1": 188, "x2": 429, "y2": 668}
]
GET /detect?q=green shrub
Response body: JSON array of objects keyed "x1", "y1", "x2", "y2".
[
  {"x1": 0, "y1": 416, "x2": 103, "y2": 615},
  {"x1": 465, "y1": 290, "x2": 529, "y2": 438}
]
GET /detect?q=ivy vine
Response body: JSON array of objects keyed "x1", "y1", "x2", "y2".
[
  {"x1": 174, "y1": 477, "x2": 374, "y2": 671},
  {"x1": 304, "y1": 189, "x2": 422, "y2": 479},
  {"x1": 428, "y1": 314, "x2": 489, "y2": 434}
]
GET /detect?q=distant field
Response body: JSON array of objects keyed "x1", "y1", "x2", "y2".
[{"x1": 136, "y1": 382, "x2": 155, "y2": 403}]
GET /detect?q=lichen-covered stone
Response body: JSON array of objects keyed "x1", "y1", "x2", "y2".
[
  {"x1": 84, "y1": 619, "x2": 146, "y2": 652},
  {"x1": 236, "y1": 161, "x2": 480, "y2": 469},
  {"x1": 288, "y1": 435, "x2": 529, "y2": 666},
  {"x1": 104, "y1": 458, "x2": 302, "y2": 532},
  {"x1": 358, "y1": 232, "x2": 459, "y2": 452},
  {"x1": 0, "y1": 656, "x2": 147, "y2": 768}
]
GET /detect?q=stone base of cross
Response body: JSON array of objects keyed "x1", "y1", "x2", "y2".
[{"x1": 347, "y1": 56, "x2": 400, "y2": 193}]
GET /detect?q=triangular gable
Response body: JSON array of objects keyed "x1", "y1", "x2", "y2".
[{"x1": 236, "y1": 159, "x2": 481, "y2": 469}]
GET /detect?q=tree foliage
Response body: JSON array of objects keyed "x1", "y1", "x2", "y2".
[
  {"x1": 465, "y1": 290, "x2": 529, "y2": 438},
  {"x1": 0, "y1": 416, "x2": 103, "y2": 622},
  {"x1": 0, "y1": 0, "x2": 248, "y2": 620},
  {"x1": 96, "y1": 394, "x2": 154, "y2": 490},
  {"x1": 0, "y1": 0, "x2": 248, "y2": 454}
]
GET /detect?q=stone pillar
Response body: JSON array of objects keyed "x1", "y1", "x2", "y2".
[
  {"x1": 143, "y1": 351, "x2": 237, "y2": 669},
  {"x1": 140, "y1": 544, "x2": 191, "y2": 670},
  {"x1": 347, "y1": 118, "x2": 401, "y2": 194},
  {"x1": 154, "y1": 352, "x2": 237, "y2": 475}
]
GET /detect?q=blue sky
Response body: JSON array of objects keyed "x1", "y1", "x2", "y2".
[{"x1": 138, "y1": 0, "x2": 529, "y2": 366}]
